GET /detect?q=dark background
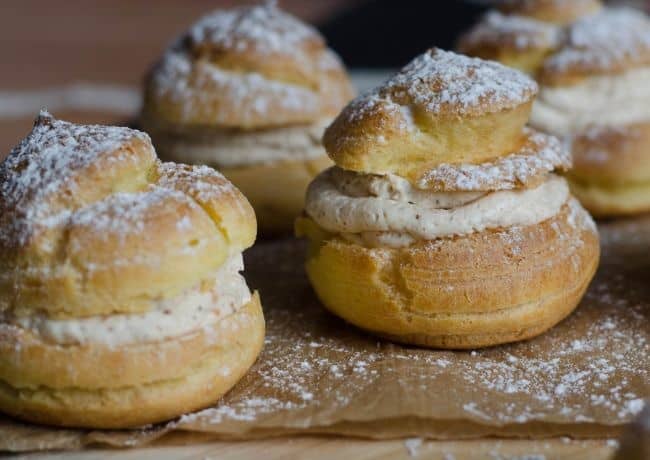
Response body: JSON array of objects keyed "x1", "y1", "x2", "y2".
[
  {"x1": 320, "y1": 0, "x2": 648, "y2": 67},
  {"x1": 321, "y1": 0, "x2": 487, "y2": 68}
]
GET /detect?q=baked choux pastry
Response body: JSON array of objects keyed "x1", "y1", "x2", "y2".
[
  {"x1": 498, "y1": 0, "x2": 602, "y2": 25},
  {"x1": 531, "y1": 8, "x2": 650, "y2": 217},
  {"x1": 0, "y1": 112, "x2": 264, "y2": 428},
  {"x1": 142, "y1": 2, "x2": 354, "y2": 233},
  {"x1": 458, "y1": 11, "x2": 563, "y2": 74},
  {"x1": 297, "y1": 49, "x2": 600, "y2": 349},
  {"x1": 459, "y1": 1, "x2": 601, "y2": 74}
]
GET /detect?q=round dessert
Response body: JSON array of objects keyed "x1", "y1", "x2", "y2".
[
  {"x1": 532, "y1": 8, "x2": 650, "y2": 216},
  {"x1": 459, "y1": 0, "x2": 601, "y2": 75},
  {"x1": 0, "y1": 112, "x2": 264, "y2": 428},
  {"x1": 498, "y1": 0, "x2": 602, "y2": 25},
  {"x1": 324, "y1": 48, "x2": 538, "y2": 185},
  {"x1": 458, "y1": 11, "x2": 562, "y2": 74},
  {"x1": 298, "y1": 49, "x2": 600, "y2": 349},
  {"x1": 142, "y1": 3, "x2": 354, "y2": 233}
]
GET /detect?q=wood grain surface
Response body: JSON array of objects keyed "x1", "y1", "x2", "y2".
[{"x1": 11, "y1": 436, "x2": 618, "y2": 460}]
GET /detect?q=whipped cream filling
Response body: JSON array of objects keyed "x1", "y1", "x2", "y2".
[
  {"x1": 160, "y1": 118, "x2": 331, "y2": 167},
  {"x1": 305, "y1": 167, "x2": 569, "y2": 248},
  {"x1": 531, "y1": 66, "x2": 650, "y2": 137},
  {"x1": 7, "y1": 254, "x2": 251, "y2": 347}
]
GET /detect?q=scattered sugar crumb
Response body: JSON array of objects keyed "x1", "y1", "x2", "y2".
[{"x1": 404, "y1": 437, "x2": 423, "y2": 457}]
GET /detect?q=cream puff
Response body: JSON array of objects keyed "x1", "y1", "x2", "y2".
[
  {"x1": 458, "y1": 0, "x2": 601, "y2": 74},
  {"x1": 458, "y1": 11, "x2": 563, "y2": 74},
  {"x1": 498, "y1": 0, "x2": 602, "y2": 25},
  {"x1": 0, "y1": 111, "x2": 264, "y2": 428},
  {"x1": 532, "y1": 8, "x2": 650, "y2": 217},
  {"x1": 297, "y1": 49, "x2": 600, "y2": 349},
  {"x1": 142, "y1": 3, "x2": 354, "y2": 233}
]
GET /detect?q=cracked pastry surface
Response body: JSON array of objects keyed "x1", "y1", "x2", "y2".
[
  {"x1": 539, "y1": 8, "x2": 650, "y2": 85},
  {"x1": 298, "y1": 48, "x2": 599, "y2": 349},
  {"x1": 323, "y1": 49, "x2": 538, "y2": 184},
  {"x1": 0, "y1": 112, "x2": 264, "y2": 428},
  {"x1": 530, "y1": 8, "x2": 650, "y2": 216},
  {"x1": 142, "y1": 3, "x2": 354, "y2": 233},
  {"x1": 458, "y1": 1, "x2": 607, "y2": 76}
]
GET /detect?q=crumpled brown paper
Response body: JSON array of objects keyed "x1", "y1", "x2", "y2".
[{"x1": 1, "y1": 217, "x2": 648, "y2": 452}]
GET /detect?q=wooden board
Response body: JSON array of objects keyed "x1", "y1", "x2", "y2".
[{"x1": 12, "y1": 436, "x2": 618, "y2": 460}]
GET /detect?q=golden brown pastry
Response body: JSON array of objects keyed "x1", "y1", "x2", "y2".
[
  {"x1": 0, "y1": 112, "x2": 264, "y2": 428},
  {"x1": 498, "y1": 0, "x2": 602, "y2": 25},
  {"x1": 324, "y1": 50, "x2": 538, "y2": 184},
  {"x1": 297, "y1": 49, "x2": 599, "y2": 349},
  {"x1": 142, "y1": 3, "x2": 354, "y2": 233},
  {"x1": 458, "y1": 0, "x2": 601, "y2": 74},
  {"x1": 458, "y1": 11, "x2": 562, "y2": 74},
  {"x1": 532, "y1": 9, "x2": 650, "y2": 217}
]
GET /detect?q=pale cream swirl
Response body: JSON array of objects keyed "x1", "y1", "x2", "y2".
[
  {"x1": 531, "y1": 66, "x2": 650, "y2": 137},
  {"x1": 7, "y1": 254, "x2": 251, "y2": 347},
  {"x1": 305, "y1": 167, "x2": 569, "y2": 247},
  {"x1": 157, "y1": 118, "x2": 331, "y2": 167}
]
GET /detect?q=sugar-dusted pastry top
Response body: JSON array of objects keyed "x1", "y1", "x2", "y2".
[
  {"x1": 540, "y1": 8, "x2": 650, "y2": 84},
  {"x1": 0, "y1": 111, "x2": 154, "y2": 251},
  {"x1": 0, "y1": 111, "x2": 255, "y2": 318},
  {"x1": 323, "y1": 49, "x2": 538, "y2": 179},
  {"x1": 417, "y1": 128, "x2": 570, "y2": 191},
  {"x1": 186, "y1": 1, "x2": 319, "y2": 57},
  {"x1": 459, "y1": 11, "x2": 562, "y2": 52},
  {"x1": 498, "y1": 0, "x2": 602, "y2": 24},
  {"x1": 143, "y1": 3, "x2": 354, "y2": 129},
  {"x1": 344, "y1": 48, "x2": 537, "y2": 119}
]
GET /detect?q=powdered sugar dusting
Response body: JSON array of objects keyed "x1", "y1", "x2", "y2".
[
  {"x1": 0, "y1": 111, "x2": 151, "y2": 249},
  {"x1": 171, "y1": 237, "x2": 647, "y2": 434},
  {"x1": 69, "y1": 187, "x2": 191, "y2": 238},
  {"x1": 156, "y1": 162, "x2": 252, "y2": 225},
  {"x1": 151, "y1": 50, "x2": 319, "y2": 123},
  {"x1": 460, "y1": 11, "x2": 562, "y2": 51},
  {"x1": 544, "y1": 8, "x2": 650, "y2": 76},
  {"x1": 158, "y1": 162, "x2": 234, "y2": 202},
  {"x1": 404, "y1": 438, "x2": 423, "y2": 457},
  {"x1": 0, "y1": 111, "x2": 246, "y2": 284},
  {"x1": 418, "y1": 129, "x2": 570, "y2": 191},
  {"x1": 345, "y1": 49, "x2": 537, "y2": 120},
  {"x1": 146, "y1": 2, "x2": 350, "y2": 127},
  {"x1": 187, "y1": 2, "x2": 321, "y2": 56},
  {"x1": 0, "y1": 228, "x2": 646, "y2": 446}
]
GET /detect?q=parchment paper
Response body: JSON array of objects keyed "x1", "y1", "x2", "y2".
[{"x1": 1, "y1": 217, "x2": 648, "y2": 452}]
